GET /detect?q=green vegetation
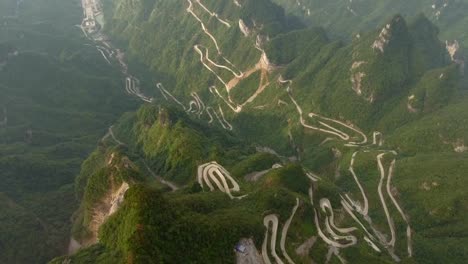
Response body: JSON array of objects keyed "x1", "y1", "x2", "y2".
[
  {"x1": 272, "y1": 0, "x2": 468, "y2": 46},
  {"x1": 0, "y1": 0, "x2": 138, "y2": 262},
  {"x1": 1, "y1": 0, "x2": 468, "y2": 263},
  {"x1": 82, "y1": 1, "x2": 467, "y2": 262},
  {"x1": 98, "y1": 185, "x2": 264, "y2": 263},
  {"x1": 230, "y1": 152, "x2": 279, "y2": 178},
  {"x1": 261, "y1": 164, "x2": 309, "y2": 195}
]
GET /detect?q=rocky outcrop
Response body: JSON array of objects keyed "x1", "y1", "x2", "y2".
[
  {"x1": 372, "y1": 24, "x2": 392, "y2": 53},
  {"x1": 446, "y1": 40, "x2": 460, "y2": 61},
  {"x1": 86, "y1": 181, "x2": 129, "y2": 245},
  {"x1": 259, "y1": 52, "x2": 276, "y2": 72},
  {"x1": 446, "y1": 40, "x2": 465, "y2": 73},
  {"x1": 351, "y1": 72, "x2": 366, "y2": 96},
  {"x1": 453, "y1": 139, "x2": 468, "y2": 153},
  {"x1": 108, "y1": 182, "x2": 130, "y2": 215},
  {"x1": 407, "y1": 95, "x2": 418, "y2": 113},
  {"x1": 239, "y1": 19, "x2": 250, "y2": 37}
]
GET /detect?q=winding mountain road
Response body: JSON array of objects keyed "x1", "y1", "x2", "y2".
[
  {"x1": 78, "y1": 0, "x2": 415, "y2": 260},
  {"x1": 156, "y1": 83, "x2": 186, "y2": 110},
  {"x1": 80, "y1": 0, "x2": 153, "y2": 103},
  {"x1": 195, "y1": 0, "x2": 231, "y2": 27},
  {"x1": 187, "y1": 0, "x2": 223, "y2": 54},
  {"x1": 387, "y1": 159, "x2": 413, "y2": 256},
  {"x1": 286, "y1": 87, "x2": 367, "y2": 146},
  {"x1": 197, "y1": 161, "x2": 246, "y2": 199},
  {"x1": 377, "y1": 153, "x2": 397, "y2": 247},
  {"x1": 280, "y1": 198, "x2": 300, "y2": 264},
  {"x1": 144, "y1": 162, "x2": 179, "y2": 192},
  {"x1": 348, "y1": 151, "x2": 369, "y2": 215},
  {"x1": 262, "y1": 214, "x2": 283, "y2": 264}
]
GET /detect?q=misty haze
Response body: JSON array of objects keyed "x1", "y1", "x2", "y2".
[{"x1": 0, "y1": 0, "x2": 467, "y2": 263}]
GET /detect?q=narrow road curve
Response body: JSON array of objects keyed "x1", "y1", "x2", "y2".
[
  {"x1": 156, "y1": 83, "x2": 186, "y2": 110},
  {"x1": 143, "y1": 162, "x2": 179, "y2": 192},
  {"x1": 373, "y1": 131, "x2": 383, "y2": 146},
  {"x1": 189, "y1": 4, "x2": 272, "y2": 115},
  {"x1": 197, "y1": 161, "x2": 247, "y2": 199},
  {"x1": 194, "y1": 0, "x2": 231, "y2": 27},
  {"x1": 80, "y1": 0, "x2": 153, "y2": 103},
  {"x1": 317, "y1": 114, "x2": 367, "y2": 145},
  {"x1": 187, "y1": 0, "x2": 223, "y2": 54},
  {"x1": 316, "y1": 199, "x2": 357, "y2": 248},
  {"x1": 311, "y1": 193, "x2": 355, "y2": 250},
  {"x1": 321, "y1": 199, "x2": 358, "y2": 234},
  {"x1": 340, "y1": 197, "x2": 376, "y2": 241},
  {"x1": 280, "y1": 198, "x2": 300, "y2": 264},
  {"x1": 285, "y1": 82, "x2": 367, "y2": 145},
  {"x1": 348, "y1": 151, "x2": 369, "y2": 215},
  {"x1": 101, "y1": 126, "x2": 124, "y2": 145},
  {"x1": 155, "y1": 83, "x2": 233, "y2": 131},
  {"x1": 262, "y1": 214, "x2": 284, "y2": 264},
  {"x1": 288, "y1": 88, "x2": 350, "y2": 141},
  {"x1": 191, "y1": 92, "x2": 206, "y2": 117},
  {"x1": 195, "y1": 44, "x2": 243, "y2": 78},
  {"x1": 208, "y1": 105, "x2": 232, "y2": 130},
  {"x1": 194, "y1": 45, "x2": 230, "y2": 89},
  {"x1": 313, "y1": 207, "x2": 350, "y2": 249},
  {"x1": 376, "y1": 153, "x2": 396, "y2": 247},
  {"x1": 217, "y1": 105, "x2": 233, "y2": 131},
  {"x1": 97, "y1": 47, "x2": 111, "y2": 64},
  {"x1": 387, "y1": 160, "x2": 413, "y2": 257},
  {"x1": 196, "y1": 44, "x2": 270, "y2": 114}
]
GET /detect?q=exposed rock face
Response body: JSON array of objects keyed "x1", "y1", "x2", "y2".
[
  {"x1": 351, "y1": 61, "x2": 366, "y2": 70},
  {"x1": 73, "y1": 153, "x2": 136, "y2": 248},
  {"x1": 351, "y1": 72, "x2": 366, "y2": 95},
  {"x1": 372, "y1": 24, "x2": 392, "y2": 53},
  {"x1": 239, "y1": 19, "x2": 250, "y2": 37},
  {"x1": 67, "y1": 238, "x2": 82, "y2": 255},
  {"x1": 407, "y1": 95, "x2": 418, "y2": 113},
  {"x1": 108, "y1": 182, "x2": 130, "y2": 215},
  {"x1": 259, "y1": 52, "x2": 276, "y2": 72},
  {"x1": 350, "y1": 61, "x2": 371, "y2": 98},
  {"x1": 87, "y1": 181, "x2": 129, "y2": 245},
  {"x1": 446, "y1": 40, "x2": 460, "y2": 61},
  {"x1": 255, "y1": 35, "x2": 269, "y2": 50},
  {"x1": 446, "y1": 40, "x2": 465, "y2": 73},
  {"x1": 453, "y1": 139, "x2": 468, "y2": 153}
]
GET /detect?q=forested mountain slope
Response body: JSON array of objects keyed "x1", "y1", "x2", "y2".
[
  {"x1": 0, "y1": 0, "x2": 138, "y2": 262},
  {"x1": 1, "y1": 0, "x2": 467, "y2": 263},
  {"x1": 272, "y1": 0, "x2": 468, "y2": 46},
  {"x1": 50, "y1": 0, "x2": 468, "y2": 263}
]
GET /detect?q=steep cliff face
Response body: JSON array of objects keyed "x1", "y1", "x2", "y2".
[{"x1": 71, "y1": 150, "x2": 140, "y2": 248}]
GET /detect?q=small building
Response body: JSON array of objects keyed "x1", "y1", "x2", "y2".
[{"x1": 235, "y1": 244, "x2": 247, "y2": 254}]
